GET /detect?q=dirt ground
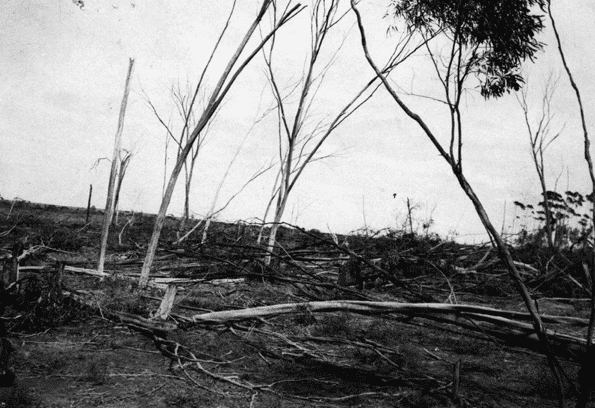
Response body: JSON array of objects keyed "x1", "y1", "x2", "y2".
[
  {"x1": 2, "y1": 289, "x2": 585, "y2": 407},
  {"x1": 0, "y1": 199, "x2": 592, "y2": 407}
]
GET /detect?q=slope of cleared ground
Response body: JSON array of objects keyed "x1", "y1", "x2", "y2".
[{"x1": 0, "y1": 199, "x2": 591, "y2": 407}]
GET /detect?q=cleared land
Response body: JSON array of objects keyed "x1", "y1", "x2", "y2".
[{"x1": 0, "y1": 199, "x2": 591, "y2": 407}]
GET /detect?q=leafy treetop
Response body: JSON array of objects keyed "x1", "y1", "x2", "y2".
[{"x1": 390, "y1": 0, "x2": 546, "y2": 98}]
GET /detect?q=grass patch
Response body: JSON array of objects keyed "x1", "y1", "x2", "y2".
[
  {"x1": 91, "y1": 276, "x2": 152, "y2": 316},
  {"x1": 311, "y1": 312, "x2": 360, "y2": 340},
  {"x1": 80, "y1": 355, "x2": 110, "y2": 385}
]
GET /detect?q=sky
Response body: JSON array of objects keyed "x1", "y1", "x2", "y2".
[{"x1": 1, "y1": 0, "x2": 594, "y2": 243}]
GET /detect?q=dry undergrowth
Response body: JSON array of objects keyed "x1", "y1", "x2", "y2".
[{"x1": 0, "y1": 200, "x2": 591, "y2": 407}]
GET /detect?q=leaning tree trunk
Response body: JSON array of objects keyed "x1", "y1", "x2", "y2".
[
  {"x1": 139, "y1": 0, "x2": 303, "y2": 287},
  {"x1": 349, "y1": 3, "x2": 566, "y2": 403},
  {"x1": 452, "y1": 166, "x2": 565, "y2": 400},
  {"x1": 548, "y1": 3, "x2": 595, "y2": 406}
]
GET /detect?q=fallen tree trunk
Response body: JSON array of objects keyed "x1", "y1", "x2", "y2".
[
  {"x1": 425, "y1": 313, "x2": 585, "y2": 361},
  {"x1": 67, "y1": 290, "x2": 589, "y2": 361},
  {"x1": 187, "y1": 300, "x2": 588, "y2": 328},
  {"x1": 181, "y1": 300, "x2": 588, "y2": 361}
]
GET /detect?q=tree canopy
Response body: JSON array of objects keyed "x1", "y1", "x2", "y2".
[{"x1": 389, "y1": 0, "x2": 547, "y2": 98}]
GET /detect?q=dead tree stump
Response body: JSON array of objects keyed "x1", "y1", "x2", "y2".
[{"x1": 338, "y1": 258, "x2": 363, "y2": 290}]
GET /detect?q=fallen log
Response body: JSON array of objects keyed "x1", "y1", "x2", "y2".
[
  {"x1": 187, "y1": 301, "x2": 589, "y2": 328},
  {"x1": 181, "y1": 300, "x2": 588, "y2": 361},
  {"x1": 66, "y1": 288, "x2": 591, "y2": 362},
  {"x1": 425, "y1": 313, "x2": 585, "y2": 361},
  {"x1": 65, "y1": 265, "x2": 110, "y2": 277}
]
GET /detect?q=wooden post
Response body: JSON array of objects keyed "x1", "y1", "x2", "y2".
[
  {"x1": 86, "y1": 184, "x2": 93, "y2": 224},
  {"x1": 406, "y1": 197, "x2": 414, "y2": 235}
]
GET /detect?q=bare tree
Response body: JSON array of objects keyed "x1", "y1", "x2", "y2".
[
  {"x1": 113, "y1": 148, "x2": 133, "y2": 226},
  {"x1": 98, "y1": 58, "x2": 135, "y2": 275},
  {"x1": 146, "y1": 81, "x2": 213, "y2": 232},
  {"x1": 178, "y1": 139, "x2": 274, "y2": 244},
  {"x1": 91, "y1": 147, "x2": 134, "y2": 226},
  {"x1": 260, "y1": 0, "x2": 422, "y2": 265},
  {"x1": 517, "y1": 73, "x2": 563, "y2": 249},
  {"x1": 351, "y1": 1, "x2": 567, "y2": 405},
  {"x1": 174, "y1": 100, "x2": 276, "y2": 244},
  {"x1": 547, "y1": 2, "x2": 595, "y2": 407},
  {"x1": 139, "y1": 0, "x2": 305, "y2": 287},
  {"x1": 161, "y1": 127, "x2": 170, "y2": 198}
]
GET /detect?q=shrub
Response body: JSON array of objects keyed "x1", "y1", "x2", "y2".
[
  {"x1": 9, "y1": 275, "x2": 89, "y2": 333},
  {"x1": 92, "y1": 276, "x2": 150, "y2": 316}
]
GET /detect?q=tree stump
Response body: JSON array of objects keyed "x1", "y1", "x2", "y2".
[
  {"x1": 338, "y1": 258, "x2": 363, "y2": 289},
  {"x1": 154, "y1": 284, "x2": 177, "y2": 320},
  {"x1": 6, "y1": 241, "x2": 24, "y2": 287}
]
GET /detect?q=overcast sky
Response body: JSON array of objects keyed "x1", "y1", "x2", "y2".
[{"x1": 1, "y1": 0, "x2": 594, "y2": 243}]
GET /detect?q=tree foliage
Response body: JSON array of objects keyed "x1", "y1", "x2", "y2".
[
  {"x1": 514, "y1": 190, "x2": 594, "y2": 249},
  {"x1": 389, "y1": 0, "x2": 546, "y2": 97}
]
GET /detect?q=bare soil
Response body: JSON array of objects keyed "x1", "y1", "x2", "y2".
[{"x1": 0, "y1": 199, "x2": 591, "y2": 407}]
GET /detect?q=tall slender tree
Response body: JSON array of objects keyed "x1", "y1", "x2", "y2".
[
  {"x1": 98, "y1": 58, "x2": 135, "y2": 275},
  {"x1": 351, "y1": 1, "x2": 568, "y2": 405},
  {"x1": 139, "y1": 0, "x2": 305, "y2": 287},
  {"x1": 146, "y1": 81, "x2": 213, "y2": 232},
  {"x1": 517, "y1": 74, "x2": 563, "y2": 249},
  {"x1": 547, "y1": 2, "x2": 595, "y2": 406},
  {"x1": 260, "y1": 0, "x2": 423, "y2": 265}
]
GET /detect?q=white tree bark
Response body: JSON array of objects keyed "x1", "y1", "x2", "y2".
[
  {"x1": 138, "y1": 1, "x2": 304, "y2": 287},
  {"x1": 98, "y1": 58, "x2": 135, "y2": 275}
]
